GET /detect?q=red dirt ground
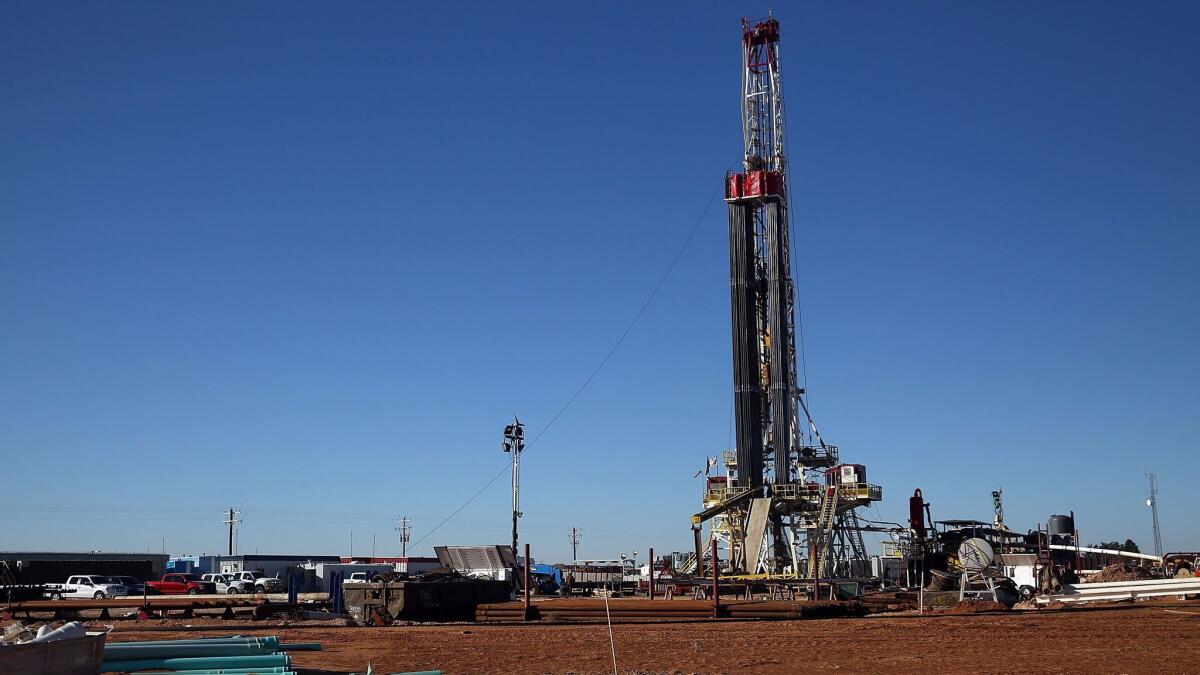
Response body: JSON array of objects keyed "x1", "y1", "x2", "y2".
[{"x1": 104, "y1": 600, "x2": 1200, "y2": 674}]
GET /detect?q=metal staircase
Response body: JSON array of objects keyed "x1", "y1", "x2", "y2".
[{"x1": 806, "y1": 485, "x2": 839, "y2": 578}]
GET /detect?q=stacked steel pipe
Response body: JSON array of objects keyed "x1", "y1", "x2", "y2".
[
  {"x1": 2, "y1": 596, "x2": 274, "y2": 621},
  {"x1": 475, "y1": 599, "x2": 864, "y2": 622}
]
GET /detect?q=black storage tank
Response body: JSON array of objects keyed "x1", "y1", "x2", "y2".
[{"x1": 1048, "y1": 514, "x2": 1075, "y2": 536}]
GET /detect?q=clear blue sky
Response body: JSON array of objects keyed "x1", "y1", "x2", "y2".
[{"x1": 2, "y1": 1, "x2": 1197, "y2": 562}]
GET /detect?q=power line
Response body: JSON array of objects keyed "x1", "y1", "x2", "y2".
[{"x1": 410, "y1": 182, "x2": 724, "y2": 549}]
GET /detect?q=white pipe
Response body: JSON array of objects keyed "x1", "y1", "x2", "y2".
[
  {"x1": 32, "y1": 621, "x2": 85, "y2": 643},
  {"x1": 1048, "y1": 544, "x2": 1161, "y2": 562}
]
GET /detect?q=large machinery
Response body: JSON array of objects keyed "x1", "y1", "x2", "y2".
[{"x1": 691, "y1": 15, "x2": 881, "y2": 581}]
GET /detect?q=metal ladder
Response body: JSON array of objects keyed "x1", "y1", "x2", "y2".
[
  {"x1": 677, "y1": 552, "x2": 697, "y2": 575},
  {"x1": 844, "y1": 509, "x2": 868, "y2": 561},
  {"x1": 807, "y1": 485, "x2": 839, "y2": 578},
  {"x1": 0, "y1": 561, "x2": 16, "y2": 587}
]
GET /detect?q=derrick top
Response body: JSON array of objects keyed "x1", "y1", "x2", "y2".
[{"x1": 742, "y1": 17, "x2": 780, "y2": 46}]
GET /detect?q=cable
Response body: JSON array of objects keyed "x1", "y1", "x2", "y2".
[
  {"x1": 410, "y1": 181, "x2": 725, "y2": 548},
  {"x1": 603, "y1": 588, "x2": 619, "y2": 675},
  {"x1": 779, "y1": 74, "x2": 812, "y2": 440}
]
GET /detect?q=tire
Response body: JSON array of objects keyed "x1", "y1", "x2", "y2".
[
  {"x1": 1019, "y1": 585, "x2": 1036, "y2": 600},
  {"x1": 255, "y1": 585, "x2": 265, "y2": 594},
  {"x1": 93, "y1": 591, "x2": 106, "y2": 599},
  {"x1": 187, "y1": 588, "x2": 199, "y2": 595},
  {"x1": 227, "y1": 587, "x2": 238, "y2": 594},
  {"x1": 51, "y1": 592, "x2": 62, "y2": 600}
]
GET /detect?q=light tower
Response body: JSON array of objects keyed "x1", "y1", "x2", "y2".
[
  {"x1": 1146, "y1": 472, "x2": 1163, "y2": 558},
  {"x1": 502, "y1": 418, "x2": 525, "y2": 557}
]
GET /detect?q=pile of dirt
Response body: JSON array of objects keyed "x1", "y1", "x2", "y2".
[
  {"x1": 1086, "y1": 563, "x2": 1156, "y2": 583},
  {"x1": 944, "y1": 599, "x2": 1008, "y2": 614}
]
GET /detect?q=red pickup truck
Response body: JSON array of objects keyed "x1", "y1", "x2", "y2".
[{"x1": 145, "y1": 573, "x2": 217, "y2": 595}]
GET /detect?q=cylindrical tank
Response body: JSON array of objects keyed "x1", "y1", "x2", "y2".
[
  {"x1": 1048, "y1": 514, "x2": 1074, "y2": 536},
  {"x1": 909, "y1": 489, "x2": 927, "y2": 540}
]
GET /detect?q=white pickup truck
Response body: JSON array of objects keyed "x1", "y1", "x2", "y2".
[
  {"x1": 200, "y1": 573, "x2": 255, "y2": 595},
  {"x1": 226, "y1": 571, "x2": 285, "y2": 593},
  {"x1": 45, "y1": 575, "x2": 129, "y2": 599}
]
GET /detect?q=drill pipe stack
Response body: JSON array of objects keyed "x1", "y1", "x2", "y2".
[{"x1": 475, "y1": 599, "x2": 864, "y2": 622}]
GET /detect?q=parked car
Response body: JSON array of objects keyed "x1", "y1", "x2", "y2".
[
  {"x1": 44, "y1": 575, "x2": 129, "y2": 599},
  {"x1": 145, "y1": 573, "x2": 217, "y2": 595},
  {"x1": 105, "y1": 576, "x2": 147, "y2": 596},
  {"x1": 226, "y1": 571, "x2": 285, "y2": 593},
  {"x1": 345, "y1": 572, "x2": 371, "y2": 584},
  {"x1": 200, "y1": 573, "x2": 254, "y2": 595}
]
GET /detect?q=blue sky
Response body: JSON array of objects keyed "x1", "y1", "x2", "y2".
[{"x1": 2, "y1": 1, "x2": 1197, "y2": 562}]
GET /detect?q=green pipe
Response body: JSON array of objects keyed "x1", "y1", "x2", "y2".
[
  {"x1": 277, "y1": 642, "x2": 321, "y2": 651},
  {"x1": 100, "y1": 654, "x2": 290, "y2": 673},
  {"x1": 104, "y1": 643, "x2": 276, "y2": 659}
]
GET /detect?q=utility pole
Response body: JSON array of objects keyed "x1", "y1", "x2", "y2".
[
  {"x1": 1147, "y1": 472, "x2": 1163, "y2": 557},
  {"x1": 223, "y1": 508, "x2": 241, "y2": 556},
  {"x1": 569, "y1": 527, "x2": 581, "y2": 563},
  {"x1": 396, "y1": 516, "x2": 411, "y2": 557},
  {"x1": 502, "y1": 418, "x2": 525, "y2": 557}
]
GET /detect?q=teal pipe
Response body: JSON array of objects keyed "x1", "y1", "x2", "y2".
[
  {"x1": 143, "y1": 670, "x2": 293, "y2": 675},
  {"x1": 141, "y1": 669, "x2": 291, "y2": 675},
  {"x1": 100, "y1": 654, "x2": 290, "y2": 673},
  {"x1": 277, "y1": 642, "x2": 321, "y2": 651},
  {"x1": 108, "y1": 637, "x2": 278, "y2": 648},
  {"x1": 143, "y1": 670, "x2": 294, "y2": 675},
  {"x1": 386, "y1": 671, "x2": 443, "y2": 675},
  {"x1": 104, "y1": 643, "x2": 276, "y2": 659}
]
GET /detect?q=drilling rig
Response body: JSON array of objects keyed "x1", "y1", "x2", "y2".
[{"x1": 690, "y1": 15, "x2": 882, "y2": 582}]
